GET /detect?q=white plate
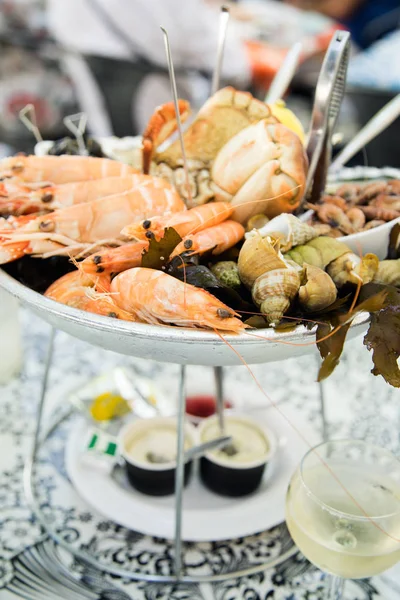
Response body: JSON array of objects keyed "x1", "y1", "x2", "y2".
[{"x1": 66, "y1": 408, "x2": 320, "y2": 541}]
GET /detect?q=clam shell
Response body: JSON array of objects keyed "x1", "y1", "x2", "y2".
[
  {"x1": 252, "y1": 267, "x2": 300, "y2": 325},
  {"x1": 238, "y1": 232, "x2": 287, "y2": 289},
  {"x1": 246, "y1": 214, "x2": 318, "y2": 252}
]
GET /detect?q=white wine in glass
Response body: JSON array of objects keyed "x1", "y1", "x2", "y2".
[{"x1": 286, "y1": 440, "x2": 400, "y2": 598}]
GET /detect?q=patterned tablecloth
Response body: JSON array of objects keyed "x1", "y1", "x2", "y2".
[{"x1": 1, "y1": 308, "x2": 400, "y2": 600}]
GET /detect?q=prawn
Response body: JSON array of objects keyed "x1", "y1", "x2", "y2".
[
  {"x1": 0, "y1": 174, "x2": 171, "y2": 216},
  {"x1": 320, "y1": 195, "x2": 348, "y2": 211},
  {"x1": 110, "y1": 267, "x2": 245, "y2": 332},
  {"x1": 122, "y1": 201, "x2": 233, "y2": 241},
  {"x1": 307, "y1": 203, "x2": 355, "y2": 235},
  {"x1": 359, "y1": 205, "x2": 400, "y2": 222},
  {"x1": 81, "y1": 204, "x2": 235, "y2": 279},
  {"x1": 0, "y1": 155, "x2": 139, "y2": 184},
  {"x1": 370, "y1": 194, "x2": 400, "y2": 212},
  {"x1": 45, "y1": 270, "x2": 135, "y2": 320},
  {"x1": 334, "y1": 183, "x2": 362, "y2": 202},
  {"x1": 0, "y1": 183, "x2": 185, "y2": 264},
  {"x1": 346, "y1": 207, "x2": 366, "y2": 231},
  {"x1": 80, "y1": 240, "x2": 148, "y2": 278},
  {"x1": 170, "y1": 220, "x2": 245, "y2": 259}
]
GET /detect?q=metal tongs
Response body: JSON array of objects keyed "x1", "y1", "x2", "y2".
[{"x1": 305, "y1": 30, "x2": 351, "y2": 203}]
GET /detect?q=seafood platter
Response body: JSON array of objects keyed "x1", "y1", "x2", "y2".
[{"x1": 0, "y1": 83, "x2": 399, "y2": 377}]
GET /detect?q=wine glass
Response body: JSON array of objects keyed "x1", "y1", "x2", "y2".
[{"x1": 285, "y1": 440, "x2": 400, "y2": 599}]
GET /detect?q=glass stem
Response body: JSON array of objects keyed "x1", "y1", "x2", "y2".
[{"x1": 326, "y1": 575, "x2": 345, "y2": 599}]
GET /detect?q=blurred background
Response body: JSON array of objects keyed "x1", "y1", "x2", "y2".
[{"x1": 0, "y1": 0, "x2": 399, "y2": 166}]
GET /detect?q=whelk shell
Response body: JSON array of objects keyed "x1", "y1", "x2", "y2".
[
  {"x1": 238, "y1": 232, "x2": 287, "y2": 289},
  {"x1": 298, "y1": 264, "x2": 337, "y2": 312},
  {"x1": 252, "y1": 267, "x2": 300, "y2": 326},
  {"x1": 245, "y1": 214, "x2": 318, "y2": 252}
]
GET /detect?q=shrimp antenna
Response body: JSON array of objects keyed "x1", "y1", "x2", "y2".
[
  {"x1": 211, "y1": 5, "x2": 230, "y2": 96},
  {"x1": 160, "y1": 26, "x2": 193, "y2": 205},
  {"x1": 19, "y1": 104, "x2": 43, "y2": 143},
  {"x1": 63, "y1": 112, "x2": 88, "y2": 156}
]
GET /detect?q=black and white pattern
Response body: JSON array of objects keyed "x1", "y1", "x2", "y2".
[{"x1": 0, "y1": 308, "x2": 399, "y2": 599}]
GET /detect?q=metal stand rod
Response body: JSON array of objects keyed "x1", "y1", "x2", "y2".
[
  {"x1": 315, "y1": 354, "x2": 329, "y2": 442},
  {"x1": 318, "y1": 381, "x2": 329, "y2": 442},
  {"x1": 214, "y1": 366, "x2": 225, "y2": 435},
  {"x1": 31, "y1": 328, "x2": 56, "y2": 455},
  {"x1": 174, "y1": 365, "x2": 186, "y2": 578}
]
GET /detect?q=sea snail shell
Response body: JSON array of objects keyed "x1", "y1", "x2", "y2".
[
  {"x1": 238, "y1": 232, "x2": 287, "y2": 289},
  {"x1": 252, "y1": 267, "x2": 300, "y2": 325},
  {"x1": 298, "y1": 264, "x2": 337, "y2": 312}
]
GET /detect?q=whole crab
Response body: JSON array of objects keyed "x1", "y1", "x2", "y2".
[{"x1": 140, "y1": 87, "x2": 308, "y2": 224}]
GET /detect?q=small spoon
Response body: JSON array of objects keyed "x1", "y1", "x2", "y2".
[{"x1": 145, "y1": 435, "x2": 234, "y2": 464}]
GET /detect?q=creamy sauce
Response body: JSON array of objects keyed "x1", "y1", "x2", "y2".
[
  {"x1": 201, "y1": 421, "x2": 269, "y2": 464},
  {"x1": 125, "y1": 426, "x2": 191, "y2": 465}
]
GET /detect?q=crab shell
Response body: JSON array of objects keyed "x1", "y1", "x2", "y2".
[
  {"x1": 211, "y1": 121, "x2": 307, "y2": 223},
  {"x1": 149, "y1": 87, "x2": 308, "y2": 223}
]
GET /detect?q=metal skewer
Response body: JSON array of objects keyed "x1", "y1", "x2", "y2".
[
  {"x1": 211, "y1": 5, "x2": 230, "y2": 96},
  {"x1": 63, "y1": 112, "x2": 88, "y2": 156},
  {"x1": 330, "y1": 93, "x2": 400, "y2": 173},
  {"x1": 173, "y1": 365, "x2": 186, "y2": 578},
  {"x1": 161, "y1": 27, "x2": 193, "y2": 205},
  {"x1": 19, "y1": 104, "x2": 43, "y2": 143},
  {"x1": 264, "y1": 41, "x2": 303, "y2": 105},
  {"x1": 214, "y1": 366, "x2": 225, "y2": 436}
]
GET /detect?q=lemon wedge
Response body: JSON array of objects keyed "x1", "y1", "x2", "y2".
[
  {"x1": 270, "y1": 100, "x2": 305, "y2": 145},
  {"x1": 90, "y1": 392, "x2": 130, "y2": 421}
]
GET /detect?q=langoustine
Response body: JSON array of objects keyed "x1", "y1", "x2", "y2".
[
  {"x1": 0, "y1": 182, "x2": 185, "y2": 264},
  {"x1": 0, "y1": 174, "x2": 171, "y2": 216},
  {"x1": 170, "y1": 220, "x2": 245, "y2": 259},
  {"x1": 110, "y1": 267, "x2": 246, "y2": 332},
  {"x1": 45, "y1": 270, "x2": 135, "y2": 320},
  {"x1": 0, "y1": 154, "x2": 138, "y2": 184},
  {"x1": 122, "y1": 201, "x2": 233, "y2": 242}
]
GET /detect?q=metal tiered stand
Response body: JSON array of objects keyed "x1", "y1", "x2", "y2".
[{"x1": 0, "y1": 267, "x2": 370, "y2": 583}]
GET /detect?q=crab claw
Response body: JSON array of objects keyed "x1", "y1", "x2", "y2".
[{"x1": 142, "y1": 99, "x2": 190, "y2": 174}]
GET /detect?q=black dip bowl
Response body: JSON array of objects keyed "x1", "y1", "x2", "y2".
[
  {"x1": 118, "y1": 417, "x2": 198, "y2": 496},
  {"x1": 198, "y1": 414, "x2": 277, "y2": 497}
]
